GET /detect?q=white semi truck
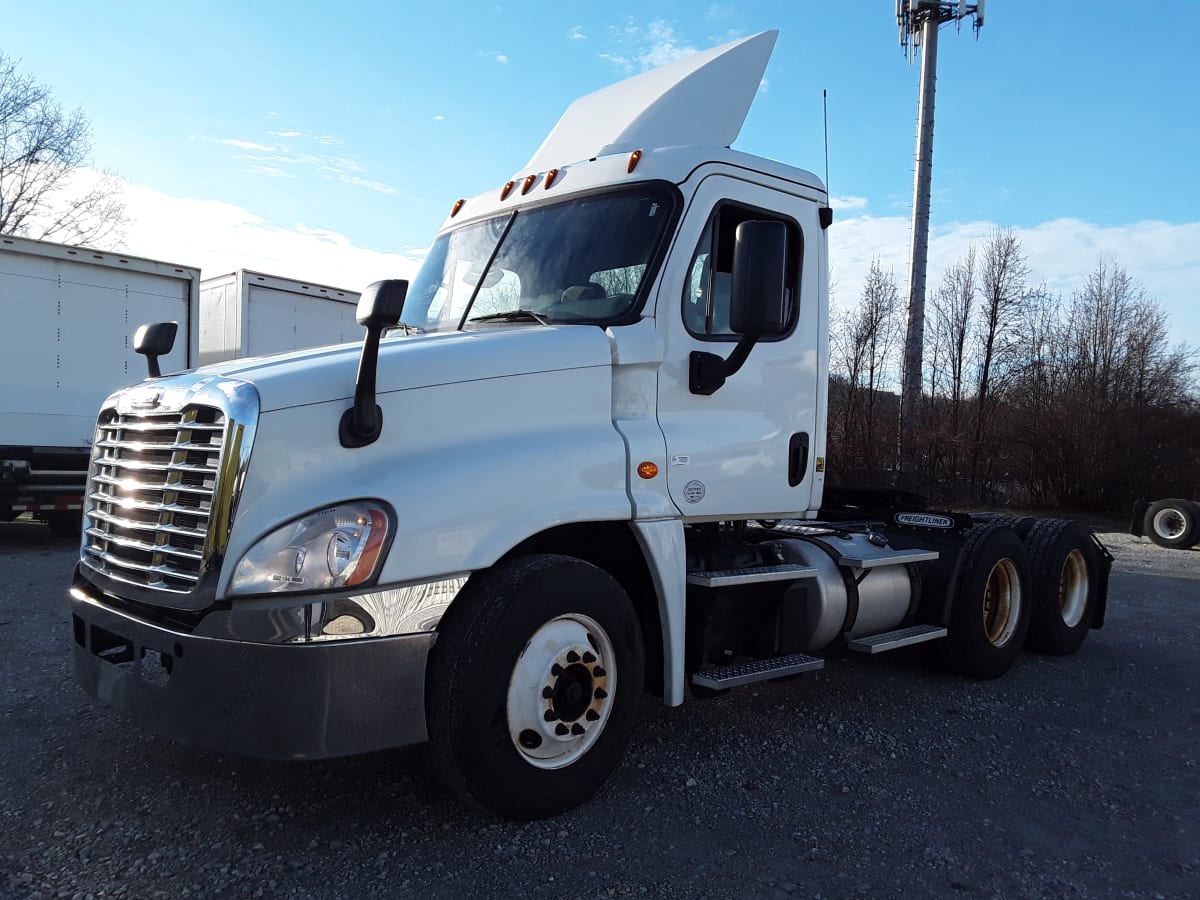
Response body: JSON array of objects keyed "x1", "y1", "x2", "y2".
[
  {"x1": 67, "y1": 32, "x2": 1112, "y2": 820},
  {"x1": 0, "y1": 242, "x2": 361, "y2": 534}
]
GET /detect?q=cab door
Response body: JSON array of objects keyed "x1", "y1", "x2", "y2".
[{"x1": 654, "y1": 173, "x2": 824, "y2": 519}]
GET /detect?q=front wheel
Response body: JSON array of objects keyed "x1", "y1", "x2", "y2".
[
  {"x1": 941, "y1": 524, "x2": 1031, "y2": 679},
  {"x1": 426, "y1": 554, "x2": 644, "y2": 820}
]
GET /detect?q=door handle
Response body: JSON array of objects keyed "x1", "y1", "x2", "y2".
[{"x1": 788, "y1": 432, "x2": 809, "y2": 487}]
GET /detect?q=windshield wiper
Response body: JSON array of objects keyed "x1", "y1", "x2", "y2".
[{"x1": 469, "y1": 309, "x2": 549, "y2": 326}]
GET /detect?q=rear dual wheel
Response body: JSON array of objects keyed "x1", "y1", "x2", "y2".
[
  {"x1": 426, "y1": 554, "x2": 644, "y2": 820},
  {"x1": 1024, "y1": 519, "x2": 1099, "y2": 655},
  {"x1": 942, "y1": 524, "x2": 1031, "y2": 679}
]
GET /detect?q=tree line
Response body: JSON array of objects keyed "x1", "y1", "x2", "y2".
[{"x1": 828, "y1": 229, "x2": 1199, "y2": 513}]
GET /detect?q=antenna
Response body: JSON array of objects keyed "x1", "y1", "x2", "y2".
[
  {"x1": 895, "y1": 1, "x2": 986, "y2": 480},
  {"x1": 822, "y1": 89, "x2": 830, "y2": 196}
]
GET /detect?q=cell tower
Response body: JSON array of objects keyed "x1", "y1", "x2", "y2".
[{"x1": 896, "y1": 0, "x2": 985, "y2": 479}]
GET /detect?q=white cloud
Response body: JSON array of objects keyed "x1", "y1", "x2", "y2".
[
  {"x1": 831, "y1": 195, "x2": 868, "y2": 211},
  {"x1": 829, "y1": 213, "x2": 1200, "y2": 349},
  {"x1": 218, "y1": 138, "x2": 276, "y2": 152},
  {"x1": 335, "y1": 174, "x2": 395, "y2": 194},
  {"x1": 269, "y1": 129, "x2": 304, "y2": 138},
  {"x1": 569, "y1": 26, "x2": 586, "y2": 40},
  {"x1": 433, "y1": 114, "x2": 445, "y2": 122},
  {"x1": 638, "y1": 20, "x2": 697, "y2": 69},
  {"x1": 114, "y1": 179, "x2": 423, "y2": 289},
  {"x1": 245, "y1": 165, "x2": 293, "y2": 178},
  {"x1": 496, "y1": 53, "x2": 509, "y2": 64}
]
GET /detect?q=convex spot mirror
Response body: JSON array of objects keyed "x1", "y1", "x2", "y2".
[{"x1": 730, "y1": 220, "x2": 789, "y2": 338}]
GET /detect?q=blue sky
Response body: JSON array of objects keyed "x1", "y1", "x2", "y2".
[{"x1": 6, "y1": 1, "x2": 1200, "y2": 344}]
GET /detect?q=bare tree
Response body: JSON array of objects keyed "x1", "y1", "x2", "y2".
[
  {"x1": 833, "y1": 258, "x2": 902, "y2": 472},
  {"x1": 0, "y1": 53, "x2": 127, "y2": 248},
  {"x1": 971, "y1": 228, "x2": 1030, "y2": 483}
]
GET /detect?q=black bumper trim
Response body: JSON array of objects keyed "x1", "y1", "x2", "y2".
[{"x1": 69, "y1": 586, "x2": 433, "y2": 759}]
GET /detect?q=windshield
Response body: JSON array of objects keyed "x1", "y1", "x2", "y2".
[{"x1": 401, "y1": 185, "x2": 675, "y2": 332}]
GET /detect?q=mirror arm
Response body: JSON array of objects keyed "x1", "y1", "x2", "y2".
[
  {"x1": 339, "y1": 323, "x2": 386, "y2": 448},
  {"x1": 689, "y1": 335, "x2": 759, "y2": 395}
]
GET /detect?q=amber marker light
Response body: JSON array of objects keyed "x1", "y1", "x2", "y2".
[
  {"x1": 521, "y1": 174, "x2": 537, "y2": 194},
  {"x1": 450, "y1": 198, "x2": 465, "y2": 217},
  {"x1": 627, "y1": 149, "x2": 643, "y2": 173},
  {"x1": 544, "y1": 168, "x2": 559, "y2": 188},
  {"x1": 500, "y1": 180, "x2": 515, "y2": 200},
  {"x1": 637, "y1": 461, "x2": 659, "y2": 479}
]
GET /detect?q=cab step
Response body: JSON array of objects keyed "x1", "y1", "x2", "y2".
[
  {"x1": 845, "y1": 624, "x2": 948, "y2": 654},
  {"x1": 686, "y1": 563, "x2": 818, "y2": 588},
  {"x1": 691, "y1": 652, "x2": 824, "y2": 690}
]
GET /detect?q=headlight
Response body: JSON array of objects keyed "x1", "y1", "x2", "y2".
[{"x1": 229, "y1": 502, "x2": 392, "y2": 597}]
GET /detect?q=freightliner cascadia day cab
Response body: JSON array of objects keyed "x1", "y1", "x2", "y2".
[{"x1": 68, "y1": 32, "x2": 1112, "y2": 819}]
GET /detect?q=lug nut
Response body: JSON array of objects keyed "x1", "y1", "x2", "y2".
[
  {"x1": 582, "y1": 652, "x2": 596, "y2": 664},
  {"x1": 592, "y1": 666, "x2": 606, "y2": 677},
  {"x1": 566, "y1": 650, "x2": 580, "y2": 663},
  {"x1": 542, "y1": 686, "x2": 553, "y2": 699},
  {"x1": 571, "y1": 724, "x2": 585, "y2": 736},
  {"x1": 555, "y1": 723, "x2": 569, "y2": 736},
  {"x1": 543, "y1": 709, "x2": 558, "y2": 722},
  {"x1": 594, "y1": 687, "x2": 608, "y2": 699},
  {"x1": 585, "y1": 709, "x2": 599, "y2": 721}
]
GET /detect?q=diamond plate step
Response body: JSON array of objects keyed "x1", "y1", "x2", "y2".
[
  {"x1": 690, "y1": 653, "x2": 824, "y2": 690},
  {"x1": 686, "y1": 563, "x2": 818, "y2": 588},
  {"x1": 845, "y1": 624, "x2": 948, "y2": 654}
]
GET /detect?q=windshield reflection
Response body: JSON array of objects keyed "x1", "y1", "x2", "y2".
[{"x1": 401, "y1": 186, "x2": 674, "y2": 332}]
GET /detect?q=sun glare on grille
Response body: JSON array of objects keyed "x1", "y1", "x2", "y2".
[{"x1": 81, "y1": 406, "x2": 226, "y2": 593}]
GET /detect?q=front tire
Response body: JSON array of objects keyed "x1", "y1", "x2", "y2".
[
  {"x1": 426, "y1": 554, "x2": 644, "y2": 820},
  {"x1": 1144, "y1": 499, "x2": 1199, "y2": 549},
  {"x1": 1024, "y1": 519, "x2": 1098, "y2": 655},
  {"x1": 942, "y1": 524, "x2": 1031, "y2": 679}
]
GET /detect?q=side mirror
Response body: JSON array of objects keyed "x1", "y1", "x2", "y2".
[
  {"x1": 341, "y1": 280, "x2": 409, "y2": 448},
  {"x1": 355, "y1": 279, "x2": 408, "y2": 328},
  {"x1": 133, "y1": 321, "x2": 179, "y2": 378},
  {"x1": 730, "y1": 220, "x2": 789, "y2": 338}
]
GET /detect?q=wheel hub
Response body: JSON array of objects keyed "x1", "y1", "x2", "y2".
[{"x1": 506, "y1": 614, "x2": 615, "y2": 769}]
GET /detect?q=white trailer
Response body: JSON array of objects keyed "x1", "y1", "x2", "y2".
[
  {"x1": 68, "y1": 32, "x2": 1113, "y2": 820},
  {"x1": 0, "y1": 235, "x2": 198, "y2": 534},
  {"x1": 198, "y1": 270, "x2": 360, "y2": 365}
]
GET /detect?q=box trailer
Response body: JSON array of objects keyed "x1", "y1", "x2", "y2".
[
  {"x1": 0, "y1": 235, "x2": 198, "y2": 534},
  {"x1": 198, "y1": 270, "x2": 360, "y2": 365}
]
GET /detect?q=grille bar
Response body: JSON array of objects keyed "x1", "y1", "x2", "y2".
[
  {"x1": 83, "y1": 545, "x2": 202, "y2": 584},
  {"x1": 91, "y1": 456, "x2": 219, "y2": 474},
  {"x1": 86, "y1": 508, "x2": 209, "y2": 540},
  {"x1": 85, "y1": 527, "x2": 204, "y2": 561},
  {"x1": 91, "y1": 473, "x2": 214, "y2": 496}
]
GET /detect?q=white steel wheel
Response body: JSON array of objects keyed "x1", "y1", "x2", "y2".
[
  {"x1": 1152, "y1": 507, "x2": 1188, "y2": 542},
  {"x1": 426, "y1": 553, "x2": 644, "y2": 820},
  {"x1": 1144, "y1": 499, "x2": 1199, "y2": 549},
  {"x1": 1058, "y1": 548, "x2": 1089, "y2": 628},
  {"x1": 507, "y1": 614, "x2": 616, "y2": 769},
  {"x1": 982, "y1": 557, "x2": 1022, "y2": 647}
]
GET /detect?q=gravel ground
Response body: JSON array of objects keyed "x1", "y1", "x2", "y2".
[{"x1": 1, "y1": 521, "x2": 1196, "y2": 899}]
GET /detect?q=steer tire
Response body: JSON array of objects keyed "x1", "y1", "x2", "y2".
[
  {"x1": 1143, "y1": 499, "x2": 1199, "y2": 549},
  {"x1": 426, "y1": 554, "x2": 644, "y2": 820},
  {"x1": 1023, "y1": 519, "x2": 1098, "y2": 655},
  {"x1": 941, "y1": 524, "x2": 1031, "y2": 679}
]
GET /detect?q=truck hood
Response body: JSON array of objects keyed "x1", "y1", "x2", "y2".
[{"x1": 194, "y1": 325, "x2": 615, "y2": 412}]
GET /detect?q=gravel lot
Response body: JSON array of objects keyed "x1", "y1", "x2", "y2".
[{"x1": 2, "y1": 520, "x2": 1197, "y2": 899}]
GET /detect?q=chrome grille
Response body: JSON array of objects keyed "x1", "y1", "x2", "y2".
[{"x1": 82, "y1": 406, "x2": 226, "y2": 593}]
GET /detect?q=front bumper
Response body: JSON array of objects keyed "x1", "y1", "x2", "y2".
[{"x1": 69, "y1": 579, "x2": 434, "y2": 759}]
